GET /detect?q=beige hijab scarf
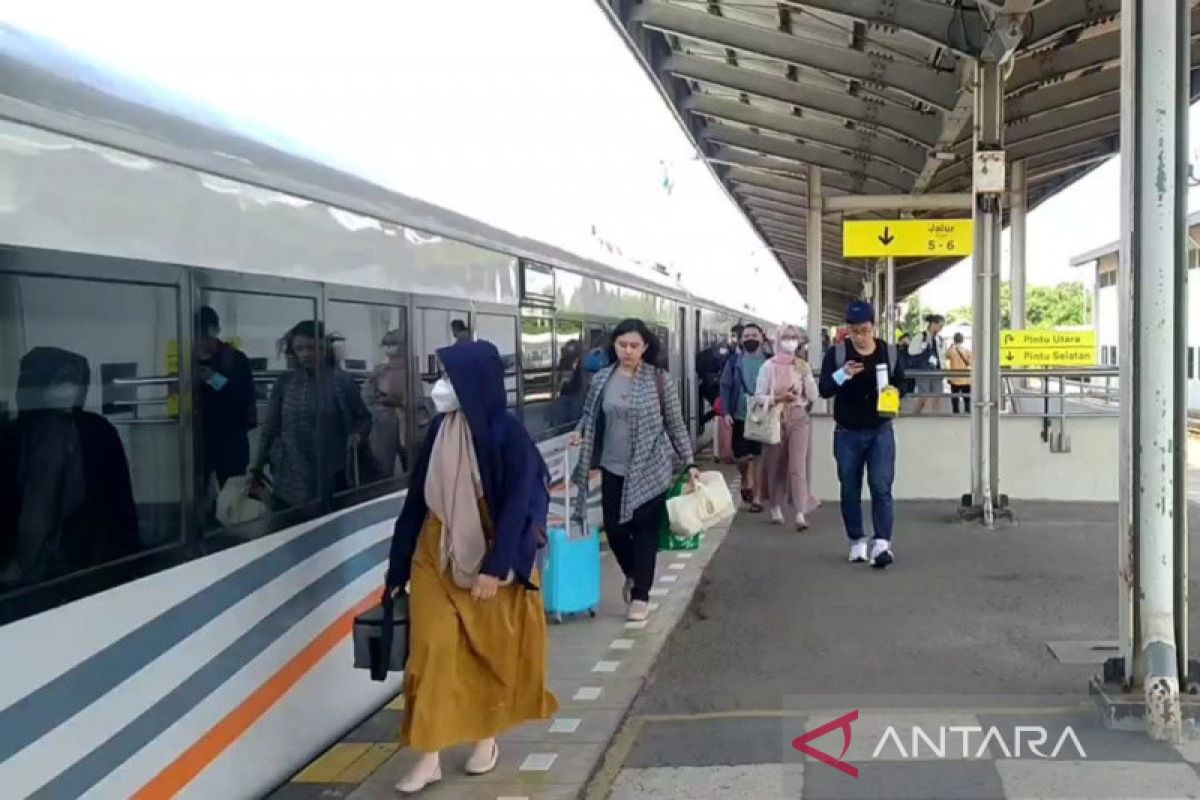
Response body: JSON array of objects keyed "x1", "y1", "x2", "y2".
[{"x1": 424, "y1": 411, "x2": 488, "y2": 588}]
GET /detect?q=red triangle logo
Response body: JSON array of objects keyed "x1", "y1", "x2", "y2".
[{"x1": 791, "y1": 709, "x2": 859, "y2": 778}]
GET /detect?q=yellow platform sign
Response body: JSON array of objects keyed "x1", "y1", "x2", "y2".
[
  {"x1": 1000, "y1": 329, "x2": 1097, "y2": 367},
  {"x1": 842, "y1": 219, "x2": 974, "y2": 258}
]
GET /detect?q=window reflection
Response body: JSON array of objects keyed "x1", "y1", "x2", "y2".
[
  {"x1": 328, "y1": 300, "x2": 408, "y2": 486},
  {"x1": 0, "y1": 272, "x2": 178, "y2": 592}
]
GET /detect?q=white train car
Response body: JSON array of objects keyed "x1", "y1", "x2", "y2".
[{"x1": 0, "y1": 26, "x2": 761, "y2": 800}]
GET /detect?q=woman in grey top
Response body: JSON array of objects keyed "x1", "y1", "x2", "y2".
[
  {"x1": 570, "y1": 318, "x2": 698, "y2": 621},
  {"x1": 250, "y1": 321, "x2": 372, "y2": 509}
]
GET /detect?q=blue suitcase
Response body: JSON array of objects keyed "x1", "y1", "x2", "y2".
[{"x1": 542, "y1": 448, "x2": 601, "y2": 623}]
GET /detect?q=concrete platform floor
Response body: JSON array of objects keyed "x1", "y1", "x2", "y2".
[{"x1": 591, "y1": 500, "x2": 1200, "y2": 800}]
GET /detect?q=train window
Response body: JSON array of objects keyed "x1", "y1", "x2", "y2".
[
  {"x1": 554, "y1": 317, "x2": 585, "y2": 431},
  {"x1": 475, "y1": 313, "x2": 518, "y2": 408},
  {"x1": 521, "y1": 261, "x2": 555, "y2": 306},
  {"x1": 0, "y1": 270, "x2": 181, "y2": 597},
  {"x1": 520, "y1": 313, "x2": 555, "y2": 438},
  {"x1": 195, "y1": 289, "x2": 319, "y2": 536},
  {"x1": 653, "y1": 325, "x2": 672, "y2": 370},
  {"x1": 327, "y1": 300, "x2": 408, "y2": 494}
]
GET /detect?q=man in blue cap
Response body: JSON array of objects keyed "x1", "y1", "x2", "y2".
[{"x1": 818, "y1": 300, "x2": 906, "y2": 568}]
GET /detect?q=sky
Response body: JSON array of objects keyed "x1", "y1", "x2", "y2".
[
  {"x1": 5, "y1": 1, "x2": 1200, "y2": 325},
  {"x1": 3, "y1": 0, "x2": 803, "y2": 322}
]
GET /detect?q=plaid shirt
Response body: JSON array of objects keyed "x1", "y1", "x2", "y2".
[{"x1": 572, "y1": 364, "x2": 694, "y2": 525}]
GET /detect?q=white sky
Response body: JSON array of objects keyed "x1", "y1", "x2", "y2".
[
  {"x1": 6, "y1": 1, "x2": 1200, "y2": 324},
  {"x1": 4, "y1": 0, "x2": 804, "y2": 322}
]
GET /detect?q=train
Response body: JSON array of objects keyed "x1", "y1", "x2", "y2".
[{"x1": 0, "y1": 27, "x2": 768, "y2": 799}]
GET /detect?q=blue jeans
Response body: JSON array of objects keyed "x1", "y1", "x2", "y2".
[{"x1": 833, "y1": 424, "x2": 896, "y2": 542}]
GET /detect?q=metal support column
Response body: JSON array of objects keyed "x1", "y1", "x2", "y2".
[
  {"x1": 807, "y1": 166, "x2": 823, "y2": 342},
  {"x1": 1114, "y1": 0, "x2": 1188, "y2": 742},
  {"x1": 1010, "y1": 160, "x2": 1027, "y2": 331},
  {"x1": 963, "y1": 60, "x2": 1007, "y2": 527},
  {"x1": 885, "y1": 256, "x2": 896, "y2": 342}
]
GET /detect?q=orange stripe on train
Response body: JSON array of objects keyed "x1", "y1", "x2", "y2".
[{"x1": 133, "y1": 589, "x2": 381, "y2": 799}]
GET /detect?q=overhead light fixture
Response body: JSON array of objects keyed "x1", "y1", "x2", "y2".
[{"x1": 933, "y1": 151, "x2": 957, "y2": 162}]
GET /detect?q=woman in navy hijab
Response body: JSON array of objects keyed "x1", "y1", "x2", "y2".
[{"x1": 385, "y1": 340, "x2": 557, "y2": 793}]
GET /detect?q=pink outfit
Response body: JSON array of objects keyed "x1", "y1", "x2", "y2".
[{"x1": 755, "y1": 358, "x2": 820, "y2": 514}]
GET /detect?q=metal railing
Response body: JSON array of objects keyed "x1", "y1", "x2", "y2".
[{"x1": 899, "y1": 367, "x2": 1120, "y2": 419}]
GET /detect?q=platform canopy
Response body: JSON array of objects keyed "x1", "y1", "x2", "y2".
[{"x1": 599, "y1": 0, "x2": 1200, "y2": 323}]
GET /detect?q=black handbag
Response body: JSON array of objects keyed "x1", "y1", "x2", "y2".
[{"x1": 353, "y1": 591, "x2": 409, "y2": 681}]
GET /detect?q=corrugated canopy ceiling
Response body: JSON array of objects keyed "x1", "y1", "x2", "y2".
[{"x1": 600, "y1": 0, "x2": 1200, "y2": 322}]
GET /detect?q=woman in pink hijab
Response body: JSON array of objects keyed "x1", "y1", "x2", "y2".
[{"x1": 755, "y1": 324, "x2": 820, "y2": 530}]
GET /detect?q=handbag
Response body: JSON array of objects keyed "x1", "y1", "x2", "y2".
[
  {"x1": 353, "y1": 591, "x2": 410, "y2": 681},
  {"x1": 743, "y1": 396, "x2": 782, "y2": 445},
  {"x1": 216, "y1": 476, "x2": 269, "y2": 527},
  {"x1": 666, "y1": 471, "x2": 736, "y2": 538},
  {"x1": 659, "y1": 470, "x2": 703, "y2": 551}
]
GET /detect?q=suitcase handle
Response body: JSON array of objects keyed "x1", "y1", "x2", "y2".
[{"x1": 562, "y1": 446, "x2": 574, "y2": 536}]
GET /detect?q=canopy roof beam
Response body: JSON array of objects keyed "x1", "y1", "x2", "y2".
[
  {"x1": 702, "y1": 126, "x2": 908, "y2": 193},
  {"x1": 685, "y1": 94, "x2": 927, "y2": 174},
  {"x1": 663, "y1": 53, "x2": 941, "y2": 146},
  {"x1": 629, "y1": 0, "x2": 962, "y2": 110}
]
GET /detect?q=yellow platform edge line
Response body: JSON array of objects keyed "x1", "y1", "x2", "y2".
[
  {"x1": 336, "y1": 742, "x2": 400, "y2": 783},
  {"x1": 292, "y1": 742, "x2": 372, "y2": 783}
]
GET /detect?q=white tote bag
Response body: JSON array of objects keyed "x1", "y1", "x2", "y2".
[
  {"x1": 743, "y1": 396, "x2": 781, "y2": 445},
  {"x1": 216, "y1": 476, "x2": 268, "y2": 527},
  {"x1": 667, "y1": 471, "x2": 736, "y2": 538}
]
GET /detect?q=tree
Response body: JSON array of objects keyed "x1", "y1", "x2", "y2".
[
  {"x1": 901, "y1": 293, "x2": 925, "y2": 337},
  {"x1": 942, "y1": 282, "x2": 1085, "y2": 329}
]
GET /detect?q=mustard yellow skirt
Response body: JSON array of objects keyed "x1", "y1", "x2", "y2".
[{"x1": 401, "y1": 513, "x2": 558, "y2": 752}]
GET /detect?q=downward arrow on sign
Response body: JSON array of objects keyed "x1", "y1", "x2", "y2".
[{"x1": 878, "y1": 227, "x2": 895, "y2": 246}]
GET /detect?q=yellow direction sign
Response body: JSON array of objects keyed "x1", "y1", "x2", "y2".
[
  {"x1": 1000, "y1": 329, "x2": 1097, "y2": 367},
  {"x1": 842, "y1": 219, "x2": 974, "y2": 258}
]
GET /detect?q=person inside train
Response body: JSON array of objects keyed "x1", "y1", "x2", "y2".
[
  {"x1": 362, "y1": 328, "x2": 408, "y2": 478},
  {"x1": 720, "y1": 323, "x2": 768, "y2": 511},
  {"x1": 384, "y1": 339, "x2": 558, "y2": 794},
  {"x1": 569, "y1": 318, "x2": 698, "y2": 622},
  {"x1": 695, "y1": 333, "x2": 732, "y2": 428},
  {"x1": 0, "y1": 346, "x2": 139, "y2": 587},
  {"x1": 249, "y1": 320, "x2": 372, "y2": 507},
  {"x1": 756, "y1": 324, "x2": 820, "y2": 531},
  {"x1": 195, "y1": 306, "x2": 257, "y2": 503},
  {"x1": 554, "y1": 337, "x2": 584, "y2": 427},
  {"x1": 450, "y1": 319, "x2": 471, "y2": 345}
]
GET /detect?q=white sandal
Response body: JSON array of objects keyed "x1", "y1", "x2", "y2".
[{"x1": 465, "y1": 739, "x2": 499, "y2": 775}]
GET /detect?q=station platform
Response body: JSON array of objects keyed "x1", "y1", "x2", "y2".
[{"x1": 268, "y1": 476, "x2": 1200, "y2": 800}]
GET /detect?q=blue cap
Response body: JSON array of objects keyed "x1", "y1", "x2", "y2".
[{"x1": 845, "y1": 301, "x2": 875, "y2": 324}]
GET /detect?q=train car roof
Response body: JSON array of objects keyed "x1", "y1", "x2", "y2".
[{"x1": 0, "y1": 24, "x2": 762, "y2": 324}]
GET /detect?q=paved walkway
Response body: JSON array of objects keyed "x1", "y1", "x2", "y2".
[
  {"x1": 269, "y1": 487, "x2": 1200, "y2": 799},
  {"x1": 267, "y1": 472, "x2": 738, "y2": 800},
  {"x1": 592, "y1": 500, "x2": 1200, "y2": 800}
]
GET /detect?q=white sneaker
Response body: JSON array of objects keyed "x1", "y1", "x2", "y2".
[
  {"x1": 770, "y1": 506, "x2": 784, "y2": 524},
  {"x1": 870, "y1": 539, "x2": 894, "y2": 569},
  {"x1": 627, "y1": 600, "x2": 650, "y2": 621},
  {"x1": 795, "y1": 512, "x2": 808, "y2": 531},
  {"x1": 848, "y1": 541, "x2": 868, "y2": 563}
]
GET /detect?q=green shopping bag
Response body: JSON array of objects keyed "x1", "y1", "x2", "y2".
[{"x1": 658, "y1": 470, "x2": 702, "y2": 551}]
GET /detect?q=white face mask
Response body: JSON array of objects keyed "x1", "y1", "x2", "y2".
[
  {"x1": 42, "y1": 382, "x2": 81, "y2": 409},
  {"x1": 778, "y1": 338, "x2": 800, "y2": 354},
  {"x1": 431, "y1": 377, "x2": 460, "y2": 414}
]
